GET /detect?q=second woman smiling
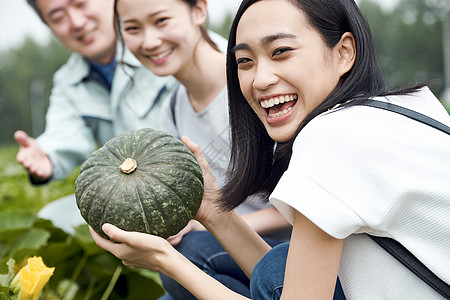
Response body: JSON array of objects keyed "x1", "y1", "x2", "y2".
[{"x1": 113, "y1": 0, "x2": 291, "y2": 299}]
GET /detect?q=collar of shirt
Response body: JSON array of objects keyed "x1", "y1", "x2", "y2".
[
  {"x1": 88, "y1": 59, "x2": 117, "y2": 91},
  {"x1": 60, "y1": 41, "x2": 143, "y2": 87}
]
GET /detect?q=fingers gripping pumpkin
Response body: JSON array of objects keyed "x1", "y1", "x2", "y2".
[{"x1": 75, "y1": 128, "x2": 204, "y2": 239}]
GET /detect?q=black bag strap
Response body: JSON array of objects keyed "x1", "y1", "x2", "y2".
[
  {"x1": 361, "y1": 99, "x2": 450, "y2": 135},
  {"x1": 369, "y1": 236, "x2": 450, "y2": 298},
  {"x1": 360, "y1": 99, "x2": 450, "y2": 298}
]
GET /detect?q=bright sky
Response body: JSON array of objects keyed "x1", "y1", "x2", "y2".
[{"x1": 0, "y1": 0, "x2": 398, "y2": 51}]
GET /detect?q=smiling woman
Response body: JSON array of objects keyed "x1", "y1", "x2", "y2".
[
  {"x1": 106, "y1": 0, "x2": 291, "y2": 299},
  {"x1": 115, "y1": 0, "x2": 220, "y2": 79},
  {"x1": 233, "y1": 2, "x2": 356, "y2": 143}
]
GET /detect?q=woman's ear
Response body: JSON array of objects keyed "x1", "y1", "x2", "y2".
[
  {"x1": 337, "y1": 32, "x2": 356, "y2": 76},
  {"x1": 192, "y1": 0, "x2": 208, "y2": 26}
]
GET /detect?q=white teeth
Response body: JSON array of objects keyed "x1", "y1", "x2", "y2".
[
  {"x1": 79, "y1": 31, "x2": 92, "y2": 41},
  {"x1": 260, "y1": 95, "x2": 297, "y2": 109},
  {"x1": 150, "y1": 49, "x2": 172, "y2": 60},
  {"x1": 268, "y1": 106, "x2": 293, "y2": 118}
]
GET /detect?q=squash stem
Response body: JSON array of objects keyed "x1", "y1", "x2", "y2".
[
  {"x1": 70, "y1": 253, "x2": 88, "y2": 283},
  {"x1": 83, "y1": 277, "x2": 96, "y2": 300},
  {"x1": 100, "y1": 265, "x2": 123, "y2": 300},
  {"x1": 62, "y1": 253, "x2": 88, "y2": 298}
]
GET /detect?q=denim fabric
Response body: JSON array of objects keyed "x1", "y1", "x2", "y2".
[
  {"x1": 158, "y1": 231, "x2": 284, "y2": 300},
  {"x1": 250, "y1": 242, "x2": 346, "y2": 300}
]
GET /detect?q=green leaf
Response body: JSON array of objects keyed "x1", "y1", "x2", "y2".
[
  {"x1": 0, "y1": 289, "x2": 13, "y2": 300},
  {"x1": 84, "y1": 253, "x2": 123, "y2": 280},
  {"x1": 9, "y1": 228, "x2": 51, "y2": 262},
  {"x1": 0, "y1": 258, "x2": 15, "y2": 287},
  {"x1": 43, "y1": 257, "x2": 83, "y2": 291},
  {"x1": 37, "y1": 237, "x2": 82, "y2": 267},
  {"x1": 133, "y1": 268, "x2": 162, "y2": 285},
  {"x1": 33, "y1": 218, "x2": 69, "y2": 242},
  {"x1": 57, "y1": 279, "x2": 79, "y2": 300},
  {"x1": 0, "y1": 276, "x2": 8, "y2": 289},
  {"x1": 124, "y1": 272, "x2": 164, "y2": 300},
  {"x1": 73, "y1": 225, "x2": 104, "y2": 257},
  {"x1": 0, "y1": 210, "x2": 36, "y2": 232}
]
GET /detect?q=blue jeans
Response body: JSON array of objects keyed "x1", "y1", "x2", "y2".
[
  {"x1": 158, "y1": 231, "x2": 284, "y2": 300},
  {"x1": 251, "y1": 243, "x2": 346, "y2": 300}
]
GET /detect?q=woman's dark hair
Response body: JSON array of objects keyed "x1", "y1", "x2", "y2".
[
  {"x1": 113, "y1": 0, "x2": 220, "y2": 59},
  {"x1": 219, "y1": 0, "x2": 426, "y2": 210}
]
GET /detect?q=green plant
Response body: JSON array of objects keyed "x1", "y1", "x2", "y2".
[
  {"x1": 0, "y1": 210, "x2": 165, "y2": 299},
  {"x1": 75, "y1": 128, "x2": 204, "y2": 239},
  {"x1": 0, "y1": 145, "x2": 77, "y2": 214},
  {"x1": 0, "y1": 145, "x2": 167, "y2": 299}
]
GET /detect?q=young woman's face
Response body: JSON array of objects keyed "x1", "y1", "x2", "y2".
[
  {"x1": 235, "y1": 0, "x2": 347, "y2": 142},
  {"x1": 116, "y1": 0, "x2": 205, "y2": 77}
]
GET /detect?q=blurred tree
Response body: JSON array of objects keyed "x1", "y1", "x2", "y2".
[
  {"x1": 360, "y1": 0, "x2": 445, "y2": 96},
  {"x1": 0, "y1": 37, "x2": 69, "y2": 145},
  {"x1": 210, "y1": 11, "x2": 234, "y2": 39}
]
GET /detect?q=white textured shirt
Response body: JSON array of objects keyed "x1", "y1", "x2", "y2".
[{"x1": 270, "y1": 87, "x2": 450, "y2": 299}]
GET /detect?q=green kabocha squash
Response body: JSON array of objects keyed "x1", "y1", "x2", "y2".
[{"x1": 74, "y1": 128, "x2": 204, "y2": 239}]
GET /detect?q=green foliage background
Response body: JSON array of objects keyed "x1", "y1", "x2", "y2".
[
  {"x1": 0, "y1": 146, "x2": 77, "y2": 213},
  {"x1": 0, "y1": 38, "x2": 70, "y2": 145},
  {"x1": 360, "y1": 0, "x2": 447, "y2": 96}
]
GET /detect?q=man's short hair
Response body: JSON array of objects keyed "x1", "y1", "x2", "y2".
[{"x1": 27, "y1": 0, "x2": 45, "y2": 22}]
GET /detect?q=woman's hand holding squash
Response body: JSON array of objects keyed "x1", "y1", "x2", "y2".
[{"x1": 181, "y1": 136, "x2": 229, "y2": 229}]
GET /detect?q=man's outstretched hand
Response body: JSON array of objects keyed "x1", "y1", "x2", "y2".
[{"x1": 14, "y1": 130, "x2": 53, "y2": 181}]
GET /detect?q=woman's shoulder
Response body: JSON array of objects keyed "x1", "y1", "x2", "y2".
[
  {"x1": 300, "y1": 87, "x2": 448, "y2": 141},
  {"x1": 293, "y1": 89, "x2": 449, "y2": 161},
  {"x1": 373, "y1": 87, "x2": 450, "y2": 125},
  {"x1": 296, "y1": 104, "x2": 383, "y2": 144}
]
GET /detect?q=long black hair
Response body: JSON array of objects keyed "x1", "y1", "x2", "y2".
[{"x1": 219, "y1": 0, "x2": 425, "y2": 210}]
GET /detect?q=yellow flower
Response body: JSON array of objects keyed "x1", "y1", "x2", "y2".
[{"x1": 11, "y1": 256, "x2": 55, "y2": 300}]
